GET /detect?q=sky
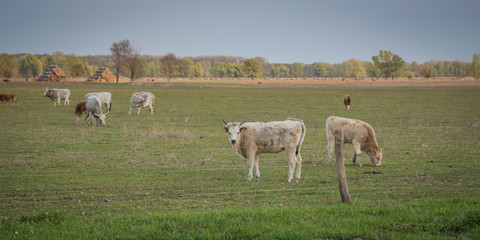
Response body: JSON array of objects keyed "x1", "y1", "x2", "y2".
[{"x1": 0, "y1": 0, "x2": 478, "y2": 64}]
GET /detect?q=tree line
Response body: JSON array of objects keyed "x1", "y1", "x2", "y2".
[{"x1": 1, "y1": 41, "x2": 479, "y2": 80}]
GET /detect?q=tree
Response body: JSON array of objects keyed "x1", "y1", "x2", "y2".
[
  {"x1": 471, "y1": 53, "x2": 480, "y2": 79},
  {"x1": 193, "y1": 63, "x2": 204, "y2": 78},
  {"x1": 110, "y1": 40, "x2": 132, "y2": 83},
  {"x1": 421, "y1": 62, "x2": 434, "y2": 78},
  {"x1": 372, "y1": 50, "x2": 405, "y2": 79},
  {"x1": 290, "y1": 62, "x2": 305, "y2": 78},
  {"x1": 346, "y1": 59, "x2": 366, "y2": 80},
  {"x1": 18, "y1": 54, "x2": 42, "y2": 78},
  {"x1": 126, "y1": 41, "x2": 142, "y2": 84},
  {"x1": 0, "y1": 53, "x2": 18, "y2": 78},
  {"x1": 210, "y1": 61, "x2": 228, "y2": 77},
  {"x1": 179, "y1": 58, "x2": 195, "y2": 78},
  {"x1": 199, "y1": 60, "x2": 211, "y2": 78},
  {"x1": 243, "y1": 59, "x2": 262, "y2": 79},
  {"x1": 161, "y1": 53, "x2": 179, "y2": 82},
  {"x1": 312, "y1": 62, "x2": 327, "y2": 77},
  {"x1": 404, "y1": 71, "x2": 415, "y2": 79},
  {"x1": 365, "y1": 62, "x2": 380, "y2": 79}
]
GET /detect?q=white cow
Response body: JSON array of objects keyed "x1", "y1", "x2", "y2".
[
  {"x1": 86, "y1": 96, "x2": 109, "y2": 126},
  {"x1": 128, "y1": 92, "x2": 155, "y2": 115},
  {"x1": 83, "y1": 92, "x2": 112, "y2": 113},
  {"x1": 223, "y1": 118, "x2": 306, "y2": 182},
  {"x1": 43, "y1": 87, "x2": 70, "y2": 107},
  {"x1": 326, "y1": 116, "x2": 382, "y2": 167}
]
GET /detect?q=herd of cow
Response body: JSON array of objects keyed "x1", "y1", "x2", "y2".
[
  {"x1": 40, "y1": 87, "x2": 156, "y2": 126},
  {"x1": 1, "y1": 88, "x2": 382, "y2": 182}
]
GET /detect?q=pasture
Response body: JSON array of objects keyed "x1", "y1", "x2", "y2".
[{"x1": 1, "y1": 81, "x2": 480, "y2": 239}]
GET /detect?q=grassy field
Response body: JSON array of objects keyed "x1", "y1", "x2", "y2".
[{"x1": 0, "y1": 82, "x2": 479, "y2": 239}]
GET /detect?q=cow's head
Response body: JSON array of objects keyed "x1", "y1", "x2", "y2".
[
  {"x1": 43, "y1": 87, "x2": 50, "y2": 97},
  {"x1": 222, "y1": 119, "x2": 246, "y2": 145},
  {"x1": 369, "y1": 148, "x2": 383, "y2": 167},
  {"x1": 94, "y1": 111, "x2": 109, "y2": 126}
]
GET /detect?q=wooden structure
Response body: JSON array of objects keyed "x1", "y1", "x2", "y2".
[
  {"x1": 87, "y1": 67, "x2": 116, "y2": 83},
  {"x1": 38, "y1": 65, "x2": 67, "y2": 82}
]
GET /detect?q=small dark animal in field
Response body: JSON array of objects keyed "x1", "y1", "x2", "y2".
[
  {"x1": 3, "y1": 79, "x2": 10, "y2": 82},
  {"x1": 257, "y1": 81, "x2": 263, "y2": 85},
  {"x1": 344, "y1": 95, "x2": 351, "y2": 111},
  {"x1": 0, "y1": 94, "x2": 18, "y2": 106},
  {"x1": 75, "y1": 100, "x2": 88, "y2": 121}
]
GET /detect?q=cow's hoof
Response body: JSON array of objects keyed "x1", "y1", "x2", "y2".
[
  {"x1": 256, "y1": 177, "x2": 260, "y2": 182},
  {"x1": 295, "y1": 179, "x2": 300, "y2": 183}
]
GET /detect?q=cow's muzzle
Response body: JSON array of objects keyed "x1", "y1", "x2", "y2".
[{"x1": 230, "y1": 140, "x2": 236, "y2": 144}]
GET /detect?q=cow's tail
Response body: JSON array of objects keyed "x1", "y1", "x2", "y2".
[{"x1": 289, "y1": 118, "x2": 306, "y2": 157}]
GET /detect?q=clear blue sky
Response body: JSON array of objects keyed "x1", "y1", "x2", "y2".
[{"x1": 1, "y1": 0, "x2": 478, "y2": 64}]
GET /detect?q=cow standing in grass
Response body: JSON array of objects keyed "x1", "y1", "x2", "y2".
[
  {"x1": 75, "y1": 100, "x2": 87, "y2": 121},
  {"x1": 83, "y1": 92, "x2": 112, "y2": 113},
  {"x1": 344, "y1": 95, "x2": 351, "y2": 111},
  {"x1": 326, "y1": 116, "x2": 382, "y2": 167},
  {"x1": 223, "y1": 118, "x2": 306, "y2": 182},
  {"x1": 128, "y1": 92, "x2": 155, "y2": 115},
  {"x1": 0, "y1": 94, "x2": 18, "y2": 106},
  {"x1": 86, "y1": 96, "x2": 109, "y2": 126},
  {"x1": 43, "y1": 87, "x2": 70, "y2": 107}
]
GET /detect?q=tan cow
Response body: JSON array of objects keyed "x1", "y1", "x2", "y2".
[
  {"x1": 0, "y1": 94, "x2": 17, "y2": 106},
  {"x1": 326, "y1": 116, "x2": 382, "y2": 167},
  {"x1": 223, "y1": 118, "x2": 306, "y2": 182},
  {"x1": 344, "y1": 95, "x2": 351, "y2": 111}
]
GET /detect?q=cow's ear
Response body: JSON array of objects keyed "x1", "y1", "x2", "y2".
[
  {"x1": 240, "y1": 127, "x2": 247, "y2": 132},
  {"x1": 372, "y1": 149, "x2": 376, "y2": 155},
  {"x1": 222, "y1": 126, "x2": 228, "y2": 132}
]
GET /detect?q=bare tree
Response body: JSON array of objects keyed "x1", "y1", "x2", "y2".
[
  {"x1": 126, "y1": 41, "x2": 143, "y2": 84},
  {"x1": 161, "y1": 53, "x2": 179, "y2": 83},
  {"x1": 110, "y1": 40, "x2": 132, "y2": 83}
]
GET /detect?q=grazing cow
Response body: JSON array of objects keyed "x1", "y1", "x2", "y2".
[
  {"x1": 86, "y1": 96, "x2": 109, "y2": 126},
  {"x1": 344, "y1": 95, "x2": 351, "y2": 111},
  {"x1": 326, "y1": 116, "x2": 382, "y2": 167},
  {"x1": 43, "y1": 87, "x2": 70, "y2": 106},
  {"x1": 128, "y1": 92, "x2": 155, "y2": 115},
  {"x1": 222, "y1": 118, "x2": 306, "y2": 182},
  {"x1": 83, "y1": 92, "x2": 112, "y2": 113},
  {"x1": 74, "y1": 100, "x2": 87, "y2": 121},
  {"x1": 0, "y1": 94, "x2": 17, "y2": 106}
]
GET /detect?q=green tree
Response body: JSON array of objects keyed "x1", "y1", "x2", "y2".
[
  {"x1": 346, "y1": 59, "x2": 366, "y2": 79},
  {"x1": 210, "y1": 61, "x2": 228, "y2": 77},
  {"x1": 421, "y1": 62, "x2": 434, "y2": 78},
  {"x1": 312, "y1": 62, "x2": 327, "y2": 77},
  {"x1": 18, "y1": 54, "x2": 42, "y2": 78},
  {"x1": 372, "y1": 50, "x2": 405, "y2": 79},
  {"x1": 179, "y1": 58, "x2": 195, "y2": 78},
  {"x1": 365, "y1": 62, "x2": 380, "y2": 79},
  {"x1": 243, "y1": 59, "x2": 262, "y2": 79},
  {"x1": 404, "y1": 71, "x2": 415, "y2": 79},
  {"x1": 0, "y1": 53, "x2": 18, "y2": 78},
  {"x1": 199, "y1": 60, "x2": 211, "y2": 78},
  {"x1": 290, "y1": 62, "x2": 305, "y2": 78},
  {"x1": 193, "y1": 62, "x2": 204, "y2": 78},
  {"x1": 471, "y1": 53, "x2": 480, "y2": 79}
]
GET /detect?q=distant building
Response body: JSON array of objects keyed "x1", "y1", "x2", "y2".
[
  {"x1": 87, "y1": 67, "x2": 116, "y2": 83},
  {"x1": 38, "y1": 65, "x2": 67, "y2": 82}
]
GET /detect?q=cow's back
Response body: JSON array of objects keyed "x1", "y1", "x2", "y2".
[{"x1": 327, "y1": 116, "x2": 372, "y2": 144}]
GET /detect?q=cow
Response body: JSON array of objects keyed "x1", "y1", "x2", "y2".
[
  {"x1": 344, "y1": 95, "x2": 351, "y2": 111},
  {"x1": 326, "y1": 116, "x2": 382, "y2": 167},
  {"x1": 74, "y1": 100, "x2": 88, "y2": 121},
  {"x1": 222, "y1": 118, "x2": 306, "y2": 182},
  {"x1": 83, "y1": 92, "x2": 112, "y2": 113},
  {"x1": 86, "y1": 96, "x2": 109, "y2": 126},
  {"x1": 0, "y1": 94, "x2": 18, "y2": 106},
  {"x1": 43, "y1": 87, "x2": 70, "y2": 107},
  {"x1": 128, "y1": 92, "x2": 155, "y2": 115}
]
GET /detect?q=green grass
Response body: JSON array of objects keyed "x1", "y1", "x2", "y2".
[{"x1": 1, "y1": 82, "x2": 479, "y2": 239}]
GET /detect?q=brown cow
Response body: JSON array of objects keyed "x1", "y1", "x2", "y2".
[
  {"x1": 344, "y1": 95, "x2": 351, "y2": 111},
  {"x1": 0, "y1": 94, "x2": 18, "y2": 106},
  {"x1": 75, "y1": 100, "x2": 88, "y2": 121}
]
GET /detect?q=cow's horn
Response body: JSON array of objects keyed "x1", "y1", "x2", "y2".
[{"x1": 222, "y1": 119, "x2": 227, "y2": 124}]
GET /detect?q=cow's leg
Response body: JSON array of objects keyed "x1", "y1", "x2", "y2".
[
  {"x1": 352, "y1": 142, "x2": 363, "y2": 167},
  {"x1": 57, "y1": 98, "x2": 61, "y2": 107},
  {"x1": 246, "y1": 152, "x2": 255, "y2": 182},
  {"x1": 286, "y1": 150, "x2": 296, "y2": 182},
  {"x1": 254, "y1": 154, "x2": 260, "y2": 182},
  {"x1": 137, "y1": 107, "x2": 141, "y2": 115},
  {"x1": 128, "y1": 107, "x2": 133, "y2": 115},
  {"x1": 149, "y1": 104, "x2": 153, "y2": 115},
  {"x1": 295, "y1": 153, "x2": 302, "y2": 182},
  {"x1": 65, "y1": 98, "x2": 69, "y2": 106},
  {"x1": 327, "y1": 134, "x2": 335, "y2": 166}
]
